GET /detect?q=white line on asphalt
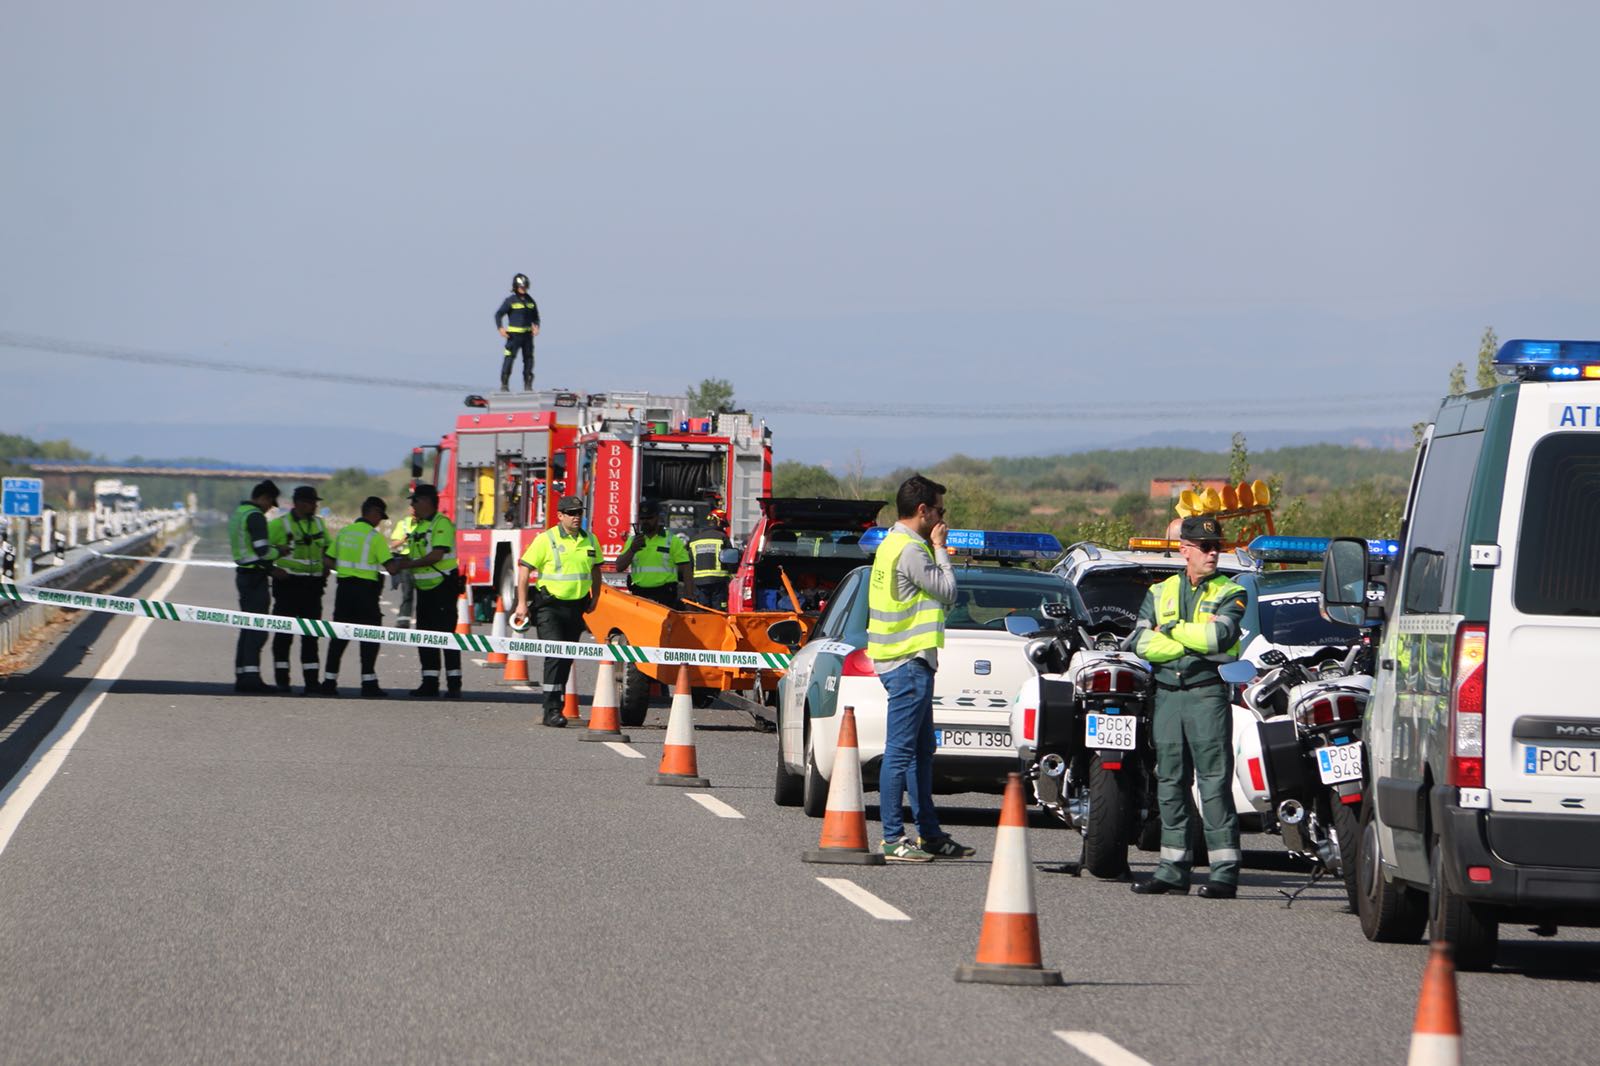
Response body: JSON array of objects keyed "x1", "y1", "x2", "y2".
[
  {"x1": 0, "y1": 542, "x2": 193, "y2": 860},
  {"x1": 685, "y1": 792, "x2": 744, "y2": 819},
  {"x1": 0, "y1": 694, "x2": 52, "y2": 743},
  {"x1": 604, "y1": 741, "x2": 645, "y2": 759},
  {"x1": 816, "y1": 877, "x2": 911, "y2": 921},
  {"x1": 1054, "y1": 1031, "x2": 1154, "y2": 1066}
]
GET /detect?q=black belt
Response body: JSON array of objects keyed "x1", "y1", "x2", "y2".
[{"x1": 1155, "y1": 677, "x2": 1225, "y2": 692}]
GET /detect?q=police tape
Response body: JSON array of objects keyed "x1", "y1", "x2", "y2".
[{"x1": 0, "y1": 581, "x2": 795, "y2": 671}]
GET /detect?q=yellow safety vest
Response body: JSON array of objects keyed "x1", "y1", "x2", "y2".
[
  {"x1": 330, "y1": 520, "x2": 391, "y2": 582},
  {"x1": 624, "y1": 531, "x2": 689, "y2": 589},
  {"x1": 268, "y1": 513, "x2": 329, "y2": 576},
  {"x1": 690, "y1": 533, "x2": 732, "y2": 580},
  {"x1": 407, "y1": 513, "x2": 459, "y2": 591},
  {"x1": 521, "y1": 526, "x2": 600, "y2": 601},
  {"x1": 866, "y1": 529, "x2": 945, "y2": 661},
  {"x1": 1140, "y1": 573, "x2": 1245, "y2": 663},
  {"x1": 228, "y1": 502, "x2": 276, "y2": 568}
]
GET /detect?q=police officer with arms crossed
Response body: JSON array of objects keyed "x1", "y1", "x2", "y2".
[
  {"x1": 615, "y1": 500, "x2": 693, "y2": 608},
  {"x1": 267, "y1": 485, "x2": 330, "y2": 695},
  {"x1": 403, "y1": 484, "x2": 463, "y2": 698},
  {"x1": 495, "y1": 273, "x2": 541, "y2": 393},
  {"x1": 867, "y1": 474, "x2": 975, "y2": 862},
  {"x1": 688, "y1": 509, "x2": 734, "y2": 609},
  {"x1": 321, "y1": 496, "x2": 404, "y2": 698},
  {"x1": 1131, "y1": 513, "x2": 1248, "y2": 898},
  {"x1": 511, "y1": 495, "x2": 599, "y2": 728},
  {"x1": 229, "y1": 479, "x2": 285, "y2": 693}
]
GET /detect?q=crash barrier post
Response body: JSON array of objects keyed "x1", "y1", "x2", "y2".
[
  {"x1": 1406, "y1": 941, "x2": 1462, "y2": 1066},
  {"x1": 562, "y1": 669, "x2": 582, "y2": 721},
  {"x1": 652, "y1": 666, "x2": 709, "y2": 787},
  {"x1": 802, "y1": 707, "x2": 884, "y2": 866},
  {"x1": 454, "y1": 592, "x2": 472, "y2": 635},
  {"x1": 487, "y1": 596, "x2": 508, "y2": 665},
  {"x1": 955, "y1": 772, "x2": 1063, "y2": 986},
  {"x1": 578, "y1": 658, "x2": 629, "y2": 743}
]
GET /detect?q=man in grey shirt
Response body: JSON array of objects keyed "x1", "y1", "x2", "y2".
[{"x1": 866, "y1": 474, "x2": 975, "y2": 862}]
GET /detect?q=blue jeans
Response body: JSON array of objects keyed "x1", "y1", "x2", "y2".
[{"x1": 877, "y1": 659, "x2": 942, "y2": 843}]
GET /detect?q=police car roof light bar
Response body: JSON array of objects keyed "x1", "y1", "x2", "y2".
[
  {"x1": 1245, "y1": 535, "x2": 1400, "y2": 563},
  {"x1": 1495, "y1": 339, "x2": 1600, "y2": 381},
  {"x1": 858, "y1": 527, "x2": 1062, "y2": 560}
]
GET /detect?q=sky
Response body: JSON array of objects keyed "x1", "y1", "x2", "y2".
[{"x1": 5, "y1": 2, "x2": 1600, "y2": 471}]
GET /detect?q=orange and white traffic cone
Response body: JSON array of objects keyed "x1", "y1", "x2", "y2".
[
  {"x1": 454, "y1": 592, "x2": 472, "y2": 636},
  {"x1": 955, "y1": 772, "x2": 1063, "y2": 985},
  {"x1": 802, "y1": 707, "x2": 885, "y2": 866},
  {"x1": 577, "y1": 658, "x2": 630, "y2": 743},
  {"x1": 652, "y1": 667, "x2": 708, "y2": 786},
  {"x1": 1406, "y1": 941, "x2": 1462, "y2": 1066},
  {"x1": 562, "y1": 669, "x2": 582, "y2": 722},
  {"x1": 487, "y1": 596, "x2": 508, "y2": 665},
  {"x1": 501, "y1": 649, "x2": 530, "y2": 685}
]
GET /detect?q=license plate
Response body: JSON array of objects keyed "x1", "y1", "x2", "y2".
[
  {"x1": 1523, "y1": 744, "x2": 1600, "y2": 777},
  {"x1": 1316, "y1": 742, "x2": 1364, "y2": 785},
  {"x1": 934, "y1": 729, "x2": 1012, "y2": 751},
  {"x1": 1085, "y1": 712, "x2": 1136, "y2": 751}
]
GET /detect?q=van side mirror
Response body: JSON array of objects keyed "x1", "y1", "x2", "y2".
[
  {"x1": 410, "y1": 448, "x2": 424, "y2": 480},
  {"x1": 1003, "y1": 615, "x2": 1041, "y2": 637},
  {"x1": 1321, "y1": 538, "x2": 1376, "y2": 627},
  {"x1": 766, "y1": 619, "x2": 804, "y2": 647},
  {"x1": 719, "y1": 548, "x2": 742, "y2": 566}
]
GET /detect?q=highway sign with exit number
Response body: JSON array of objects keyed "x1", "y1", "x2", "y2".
[{"x1": 2, "y1": 478, "x2": 43, "y2": 517}]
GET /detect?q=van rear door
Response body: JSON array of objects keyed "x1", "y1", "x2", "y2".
[{"x1": 1484, "y1": 382, "x2": 1600, "y2": 816}]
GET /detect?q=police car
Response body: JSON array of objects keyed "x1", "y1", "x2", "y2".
[
  {"x1": 771, "y1": 530, "x2": 1090, "y2": 816},
  {"x1": 1054, "y1": 538, "x2": 1254, "y2": 634}
]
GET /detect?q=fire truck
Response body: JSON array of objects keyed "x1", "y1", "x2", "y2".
[{"x1": 412, "y1": 389, "x2": 773, "y2": 613}]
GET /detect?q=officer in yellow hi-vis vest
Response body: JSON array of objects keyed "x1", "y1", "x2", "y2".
[
  {"x1": 1131, "y1": 514, "x2": 1248, "y2": 898},
  {"x1": 228, "y1": 479, "x2": 284, "y2": 693},
  {"x1": 688, "y1": 508, "x2": 734, "y2": 609},
  {"x1": 320, "y1": 496, "x2": 403, "y2": 698},
  {"x1": 267, "y1": 485, "x2": 330, "y2": 694},
  {"x1": 403, "y1": 484, "x2": 462, "y2": 699},
  {"x1": 511, "y1": 495, "x2": 600, "y2": 728},
  {"x1": 615, "y1": 500, "x2": 692, "y2": 608}
]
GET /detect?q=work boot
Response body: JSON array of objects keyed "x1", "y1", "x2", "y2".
[
  {"x1": 522, "y1": 375, "x2": 534, "y2": 393},
  {"x1": 301, "y1": 671, "x2": 320, "y2": 696},
  {"x1": 361, "y1": 683, "x2": 388, "y2": 699},
  {"x1": 411, "y1": 681, "x2": 441, "y2": 698},
  {"x1": 499, "y1": 372, "x2": 511, "y2": 393},
  {"x1": 274, "y1": 667, "x2": 292, "y2": 693},
  {"x1": 235, "y1": 675, "x2": 272, "y2": 694},
  {"x1": 319, "y1": 679, "x2": 341, "y2": 697},
  {"x1": 445, "y1": 685, "x2": 463, "y2": 699},
  {"x1": 543, "y1": 708, "x2": 567, "y2": 727}
]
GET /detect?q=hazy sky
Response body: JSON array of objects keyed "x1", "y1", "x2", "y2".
[{"x1": 5, "y1": 3, "x2": 1599, "y2": 469}]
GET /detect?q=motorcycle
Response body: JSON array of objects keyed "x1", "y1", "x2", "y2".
[
  {"x1": 1009, "y1": 603, "x2": 1158, "y2": 879},
  {"x1": 1223, "y1": 635, "x2": 1373, "y2": 906}
]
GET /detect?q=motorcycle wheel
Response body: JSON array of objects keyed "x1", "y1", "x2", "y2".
[
  {"x1": 1083, "y1": 760, "x2": 1134, "y2": 879},
  {"x1": 1328, "y1": 791, "x2": 1362, "y2": 913}
]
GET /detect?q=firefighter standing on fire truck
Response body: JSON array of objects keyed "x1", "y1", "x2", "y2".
[
  {"x1": 495, "y1": 273, "x2": 540, "y2": 393},
  {"x1": 512, "y1": 495, "x2": 600, "y2": 728},
  {"x1": 615, "y1": 500, "x2": 693, "y2": 608}
]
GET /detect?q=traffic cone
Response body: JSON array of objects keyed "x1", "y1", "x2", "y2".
[
  {"x1": 577, "y1": 658, "x2": 630, "y2": 743},
  {"x1": 1406, "y1": 941, "x2": 1462, "y2": 1066},
  {"x1": 487, "y1": 596, "x2": 508, "y2": 665},
  {"x1": 802, "y1": 707, "x2": 885, "y2": 866},
  {"x1": 955, "y1": 772, "x2": 1063, "y2": 986},
  {"x1": 501, "y1": 650, "x2": 530, "y2": 685},
  {"x1": 652, "y1": 667, "x2": 708, "y2": 787},
  {"x1": 454, "y1": 592, "x2": 472, "y2": 635},
  {"x1": 562, "y1": 669, "x2": 582, "y2": 721}
]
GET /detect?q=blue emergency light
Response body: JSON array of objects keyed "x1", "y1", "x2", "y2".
[
  {"x1": 1495, "y1": 339, "x2": 1600, "y2": 381},
  {"x1": 858, "y1": 527, "x2": 1062, "y2": 560},
  {"x1": 1246, "y1": 535, "x2": 1401, "y2": 563}
]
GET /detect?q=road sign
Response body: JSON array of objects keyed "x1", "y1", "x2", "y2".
[{"x1": 2, "y1": 478, "x2": 43, "y2": 518}]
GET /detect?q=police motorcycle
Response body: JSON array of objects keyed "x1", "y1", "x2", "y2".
[{"x1": 1008, "y1": 603, "x2": 1159, "y2": 879}]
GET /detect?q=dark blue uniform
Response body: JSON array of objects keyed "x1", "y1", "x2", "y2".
[{"x1": 495, "y1": 291, "x2": 541, "y2": 391}]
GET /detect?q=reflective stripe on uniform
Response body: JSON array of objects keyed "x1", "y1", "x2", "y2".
[
  {"x1": 1208, "y1": 847, "x2": 1242, "y2": 863},
  {"x1": 1160, "y1": 847, "x2": 1191, "y2": 863}
]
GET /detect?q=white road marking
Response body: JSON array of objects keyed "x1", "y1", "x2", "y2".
[
  {"x1": 604, "y1": 741, "x2": 645, "y2": 759},
  {"x1": 816, "y1": 877, "x2": 910, "y2": 921},
  {"x1": 0, "y1": 542, "x2": 193, "y2": 859},
  {"x1": 0, "y1": 694, "x2": 52, "y2": 743},
  {"x1": 1054, "y1": 1031, "x2": 1154, "y2": 1066},
  {"x1": 685, "y1": 792, "x2": 744, "y2": 819}
]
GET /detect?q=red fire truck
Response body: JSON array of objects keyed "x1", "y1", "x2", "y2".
[{"x1": 412, "y1": 389, "x2": 773, "y2": 613}]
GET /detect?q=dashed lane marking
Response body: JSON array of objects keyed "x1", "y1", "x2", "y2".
[
  {"x1": 0, "y1": 694, "x2": 52, "y2": 744},
  {"x1": 0, "y1": 541, "x2": 193, "y2": 859},
  {"x1": 816, "y1": 877, "x2": 910, "y2": 921},
  {"x1": 604, "y1": 741, "x2": 646, "y2": 759},
  {"x1": 1054, "y1": 1031, "x2": 1155, "y2": 1066},
  {"x1": 685, "y1": 792, "x2": 744, "y2": 819}
]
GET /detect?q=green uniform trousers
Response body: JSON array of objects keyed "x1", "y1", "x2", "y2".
[{"x1": 1152, "y1": 680, "x2": 1241, "y2": 888}]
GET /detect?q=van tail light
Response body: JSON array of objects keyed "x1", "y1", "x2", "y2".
[
  {"x1": 1023, "y1": 707, "x2": 1037, "y2": 743},
  {"x1": 842, "y1": 649, "x2": 876, "y2": 677},
  {"x1": 1448, "y1": 623, "x2": 1487, "y2": 788}
]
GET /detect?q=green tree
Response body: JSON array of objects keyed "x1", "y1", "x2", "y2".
[
  {"x1": 1227, "y1": 432, "x2": 1251, "y2": 485},
  {"x1": 686, "y1": 378, "x2": 736, "y2": 417},
  {"x1": 772, "y1": 461, "x2": 841, "y2": 498},
  {"x1": 319, "y1": 467, "x2": 396, "y2": 516},
  {"x1": 1448, "y1": 362, "x2": 1467, "y2": 396},
  {"x1": 1476, "y1": 326, "x2": 1500, "y2": 390}
]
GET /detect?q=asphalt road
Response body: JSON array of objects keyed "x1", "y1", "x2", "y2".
[{"x1": 1, "y1": 543, "x2": 1598, "y2": 1065}]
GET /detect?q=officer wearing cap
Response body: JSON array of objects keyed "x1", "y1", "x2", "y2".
[
  {"x1": 615, "y1": 500, "x2": 693, "y2": 608},
  {"x1": 689, "y1": 508, "x2": 735, "y2": 609},
  {"x1": 402, "y1": 483, "x2": 462, "y2": 698},
  {"x1": 512, "y1": 495, "x2": 599, "y2": 727},
  {"x1": 1131, "y1": 514, "x2": 1248, "y2": 898},
  {"x1": 229, "y1": 479, "x2": 284, "y2": 693},
  {"x1": 321, "y1": 496, "x2": 403, "y2": 698},
  {"x1": 267, "y1": 485, "x2": 330, "y2": 694}
]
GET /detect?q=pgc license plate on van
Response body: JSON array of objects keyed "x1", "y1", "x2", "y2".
[
  {"x1": 1523, "y1": 745, "x2": 1600, "y2": 777},
  {"x1": 1316, "y1": 742, "x2": 1364, "y2": 784},
  {"x1": 1086, "y1": 712, "x2": 1136, "y2": 750}
]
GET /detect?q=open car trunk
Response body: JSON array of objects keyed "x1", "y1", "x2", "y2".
[
  {"x1": 750, "y1": 497, "x2": 885, "y2": 614},
  {"x1": 752, "y1": 556, "x2": 866, "y2": 613}
]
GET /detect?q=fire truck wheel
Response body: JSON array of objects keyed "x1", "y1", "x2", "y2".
[{"x1": 619, "y1": 664, "x2": 651, "y2": 727}]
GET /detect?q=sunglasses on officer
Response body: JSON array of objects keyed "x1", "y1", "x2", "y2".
[{"x1": 1183, "y1": 539, "x2": 1224, "y2": 554}]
